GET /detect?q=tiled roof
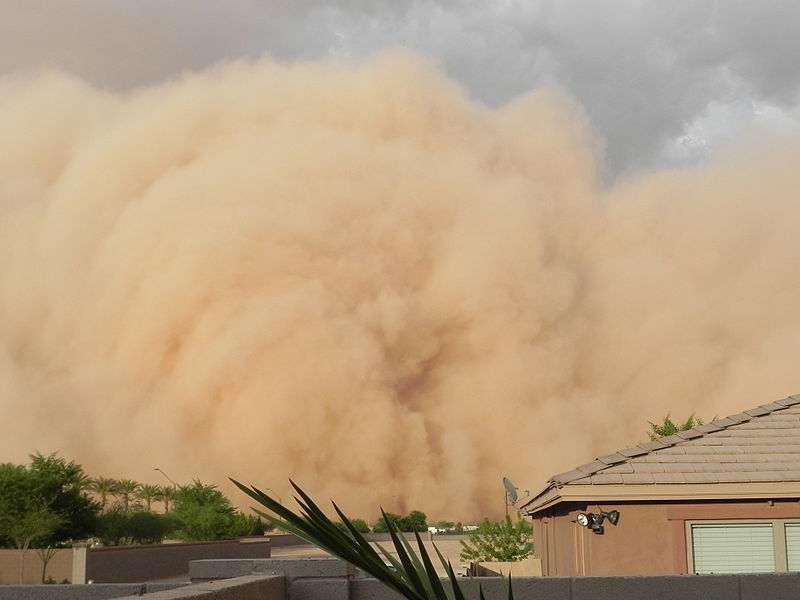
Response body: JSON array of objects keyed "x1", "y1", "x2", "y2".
[{"x1": 550, "y1": 395, "x2": 800, "y2": 487}]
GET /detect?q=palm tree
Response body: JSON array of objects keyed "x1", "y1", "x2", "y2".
[
  {"x1": 136, "y1": 484, "x2": 163, "y2": 511},
  {"x1": 114, "y1": 479, "x2": 141, "y2": 511},
  {"x1": 89, "y1": 477, "x2": 119, "y2": 511},
  {"x1": 158, "y1": 485, "x2": 177, "y2": 513}
]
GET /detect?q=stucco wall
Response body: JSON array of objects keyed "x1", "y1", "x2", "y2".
[
  {"x1": 0, "y1": 548, "x2": 73, "y2": 584},
  {"x1": 532, "y1": 499, "x2": 800, "y2": 576}
]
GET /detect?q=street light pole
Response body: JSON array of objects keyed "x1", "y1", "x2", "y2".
[
  {"x1": 262, "y1": 488, "x2": 281, "y2": 503},
  {"x1": 153, "y1": 467, "x2": 178, "y2": 488}
]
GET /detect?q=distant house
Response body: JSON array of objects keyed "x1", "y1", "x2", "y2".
[{"x1": 518, "y1": 395, "x2": 800, "y2": 576}]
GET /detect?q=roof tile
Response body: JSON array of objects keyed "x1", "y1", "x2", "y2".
[
  {"x1": 604, "y1": 463, "x2": 635, "y2": 474},
  {"x1": 658, "y1": 434, "x2": 687, "y2": 446},
  {"x1": 587, "y1": 473, "x2": 624, "y2": 484},
  {"x1": 652, "y1": 473, "x2": 688, "y2": 484},
  {"x1": 551, "y1": 469, "x2": 589, "y2": 485},
  {"x1": 675, "y1": 429, "x2": 704, "y2": 439},
  {"x1": 662, "y1": 462, "x2": 695, "y2": 472},
  {"x1": 620, "y1": 473, "x2": 656, "y2": 484},
  {"x1": 683, "y1": 472, "x2": 726, "y2": 483},
  {"x1": 726, "y1": 413, "x2": 751, "y2": 424},
  {"x1": 597, "y1": 453, "x2": 628, "y2": 465},
  {"x1": 775, "y1": 396, "x2": 800, "y2": 406},
  {"x1": 695, "y1": 423, "x2": 724, "y2": 433},
  {"x1": 618, "y1": 446, "x2": 650, "y2": 458},
  {"x1": 524, "y1": 394, "x2": 800, "y2": 514},
  {"x1": 577, "y1": 460, "x2": 608, "y2": 474},
  {"x1": 639, "y1": 439, "x2": 670, "y2": 451}
]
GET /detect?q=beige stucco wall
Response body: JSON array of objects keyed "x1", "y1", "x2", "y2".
[
  {"x1": 0, "y1": 548, "x2": 73, "y2": 584},
  {"x1": 532, "y1": 499, "x2": 800, "y2": 576}
]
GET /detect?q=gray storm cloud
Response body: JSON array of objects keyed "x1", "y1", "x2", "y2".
[
  {"x1": 1, "y1": 53, "x2": 800, "y2": 520},
  {"x1": 3, "y1": 1, "x2": 799, "y2": 175}
]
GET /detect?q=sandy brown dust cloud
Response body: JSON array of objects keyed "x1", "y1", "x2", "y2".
[{"x1": 1, "y1": 52, "x2": 799, "y2": 520}]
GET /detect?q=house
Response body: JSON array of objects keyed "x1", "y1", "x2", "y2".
[{"x1": 518, "y1": 395, "x2": 800, "y2": 576}]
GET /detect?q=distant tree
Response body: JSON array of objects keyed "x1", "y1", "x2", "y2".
[
  {"x1": 96, "y1": 508, "x2": 129, "y2": 546},
  {"x1": 373, "y1": 511, "x2": 427, "y2": 533},
  {"x1": 158, "y1": 485, "x2": 177, "y2": 513},
  {"x1": 647, "y1": 413, "x2": 712, "y2": 440},
  {"x1": 454, "y1": 522, "x2": 464, "y2": 534},
  {"x1": 398, "y1": 511, "x2": 428, "y2": 532},
  {"x1": 459, "y1": 516, "x2": 533, "y2": 563},
  {"x1": 172, "y1": 481, "x2": 236, "y2": 541},
  {"x1": 6, "y1": 504, "x2": 63, "y2": 583},
  {"x1": 433, "y1": 521, "x2": 455, "y2": 531},
  {"x1": 113, "y1": 479, "x2": 141, "y2": 512},
  {"x1": 372, "y1": 512, "x2": 403, "y2": 533},
  {"x1": 136, "y1": 484, "x2": 163, "y2": 512},
  {"x1": 0, "y1": 454, "x2": 97, "y2": 582},
  {"x1": 228, "y1": 513, "x2": 268, "y2": 537},
  {"x1": 334, "y1": 518, "x2": 370, "y2": 534},
  {"x1": 96, "y1": 508, "x2": 178, "y2": 545},
  {"x1": 89, "y1": 477, "x2": 118, "y2": 511},
  {"x1": 1, "y1": 453, "x2": 99, "y2": 545},
  {"x1": 127, "y1": 511, "x2": 177, "y2": 544}
]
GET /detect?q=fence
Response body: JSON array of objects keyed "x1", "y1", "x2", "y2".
[{"x1": 0, "y1": 548, "x2": 73, "y2": 585}]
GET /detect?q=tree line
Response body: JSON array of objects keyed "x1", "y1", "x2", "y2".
[{"x1": 0, "y1": 453, "x2": 265, "y2": 583}]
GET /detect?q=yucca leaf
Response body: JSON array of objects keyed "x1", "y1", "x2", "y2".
[
  {"x1": 414, "y1": 532, "x2": 448, "y2": 600},
  {"x1": 231, "y1": 479, "x2": 515, "y2": 600},
  {"x1": 382, "y1": 509, "x2": 430, "y2": 597},
  {"x1": 435, "y1": 545, "x2": 469, "y2": 600}
]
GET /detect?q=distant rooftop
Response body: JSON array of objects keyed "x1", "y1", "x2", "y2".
[{"x1": 520, "y1": 395, "x2": 800, "y2": 514}]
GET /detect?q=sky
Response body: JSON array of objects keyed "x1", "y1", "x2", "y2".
[
  {"x1": 2, "y1": 2, "x2": 800, "y2": 520},
  {"x1": 2, "y1": 0, "x2": 799, "y2": 177}
]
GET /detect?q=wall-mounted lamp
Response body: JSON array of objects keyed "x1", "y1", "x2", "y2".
[{"x1": 575, "y1": 510, "x2": 620, "y2": 534}]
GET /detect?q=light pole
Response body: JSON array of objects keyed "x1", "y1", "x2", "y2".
[
  {"x1": 153, "y1": 467, "x2": 178, "y2": 488},
  {"x1": 262, "y1": 488, "x2": 281, "y2": 503}
]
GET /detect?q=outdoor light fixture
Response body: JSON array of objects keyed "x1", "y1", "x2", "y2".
[{"x1": 575, "y1": 510, "x2": 620, "y2": 534}]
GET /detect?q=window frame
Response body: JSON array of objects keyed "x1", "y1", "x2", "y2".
[{"x1": 685, "y1": 519, "x2": 799, "y2": 574}]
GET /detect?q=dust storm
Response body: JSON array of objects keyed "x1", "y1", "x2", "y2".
[{"x1": 1, "y1": 52, "x2": 799, "y2": 519}]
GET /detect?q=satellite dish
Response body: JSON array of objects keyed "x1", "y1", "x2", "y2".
[{"x1": 503, "y1": 477, "x2": 518, "y2": 504}]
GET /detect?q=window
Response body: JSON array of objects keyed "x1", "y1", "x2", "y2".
[
  {"x1": 785, "y1": 523, "x2": 800, "y2": 571},
  {"x1": 687, "y1": 520, "x2": 800, "y2": 574}
]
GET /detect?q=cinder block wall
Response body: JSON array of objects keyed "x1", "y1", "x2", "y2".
[
  {"x1": 84, "y1": 538, "x2": 270, "y2": 583},
  {"x1": 190, "y1": 556, "x2": 800, "y2": 600}
]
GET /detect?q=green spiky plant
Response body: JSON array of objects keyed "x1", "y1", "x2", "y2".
[{"x1": 231, "y1": 479, "x2": 513, "y2": 600}]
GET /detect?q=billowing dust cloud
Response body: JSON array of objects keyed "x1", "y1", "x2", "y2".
[{"x1": 2, "y1": 52, "x2": 799, "y2": 520}]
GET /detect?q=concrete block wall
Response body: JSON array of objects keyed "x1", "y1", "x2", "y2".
[
  {"x1": 0, "y1": 582, "x2": 182, "y2": 600},
  {"x1": 190, "y1": 557, "x2": 800, "y2": 600},
  {"x1": 112, "y1": 575, "x2": 285, "y2": 600},
  {"x1": 76, "y1": 538, "x2": 271, "y2": 584}
]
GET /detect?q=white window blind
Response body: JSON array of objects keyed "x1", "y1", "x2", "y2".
[
  {"x1": 691, "y1": 523, "x2": 775, "y2": 574},
  {"x1": 785, "y1": 523, "x2": 800, "y2": 571}
]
